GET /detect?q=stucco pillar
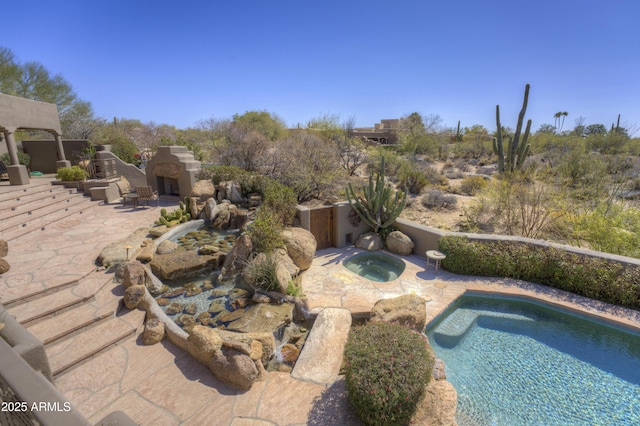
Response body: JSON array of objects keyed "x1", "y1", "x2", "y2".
[
  {"x1": 3, "y1": 130, "x2": 30, "y2": 185},
  {"x1": 54, "y1": 133, "x2": 70, "y2": 169}
]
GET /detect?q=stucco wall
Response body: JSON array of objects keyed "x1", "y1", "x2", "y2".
[{"x1": 0, "y1": 93, "x2": 61, "y2": 134}]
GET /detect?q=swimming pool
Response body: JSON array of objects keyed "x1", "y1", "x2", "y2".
[
  {"x1": 425, "y1": 294, "x2": 640, "y2": 425},
  {"x1": 343, "y1": 252, "x2": 406, "y2": 282}
]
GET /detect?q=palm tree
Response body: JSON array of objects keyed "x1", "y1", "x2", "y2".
[{"x1": 554, "y1": 111, "x2": 569, "y2": 132}]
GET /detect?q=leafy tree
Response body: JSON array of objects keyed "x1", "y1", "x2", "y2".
[
  {"x1": 60, "y1": 101, "x2": 105, "y2": 139},
  {"x1": 536, "y1": 124, "x2": 556, "y2": 134},
  {"x1": 585, "y1": 124, "x2": 607, "y2": 136},
  {"x1": 232, "y1": 110, "x2": 287, "y2": 141}
]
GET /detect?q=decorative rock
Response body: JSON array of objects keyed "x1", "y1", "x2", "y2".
[
  {"x1": 0, "y1": 239, "x2": 8, "y2": 257},
  {"x1": 252, "y1": 293, "x2": 271, "y2": 304},
  {"x1": 386, "y1": 230, "x2": 415, "y2": 256},
  {"x1": 432, "y1": 358, "x2": 447, "y2": 381},
  {"x1": 216, "y1": 330, "x2": 276, "y2": 367},
  {"x1": 280, "y1": 343, "x2": 300, "y2": 364},
  {"x1": 217, "y1": 181, "x2": 244, "y2": 204},
  {"x1": 156, "y1": 298, "x2": 170, "y2": 306},
  {"x1": 219, "y1": 234, "x2": 252, "y2": 281},
  {"x1": 273, "y1": 248, "x2": 301, "y2": 278},
  {"x1": 156, "y1": 240, "x2": 179, "y2": 255},
  {"x1": 148, "y1": 225, "x2": 169, "y2": 238},
  {"x1": 208, "y1": 299, "x2": 227, "y2": 314},
  {"x1": 97, "y1": 227, "x2": 149, "y2": 267},
  {"x1": 166, "y1": 302, "x2": 184, "y2": 315},
  {"x1": 205, "y1": 198, "x2": 217, "y2": 222},
  {"x1": 214, "y1": 309, "x2": 246, "y2": 323},
  {"x1": 291, "y1": 308, "x2": 352, "y2": 385},
  {"x1": 282, "y1": 227, "x2": 317, "y2": 271},
  {"x1": 162, "y1": 288, "x2": 184, "y2": 298},
  {"x1": 355, "y1": 232, "x2": 383, "y2": 251},
  {"x1": 136, "y1": 238, "x2": 156, "y2": 262},
  {"x1": 123, "y1": 261, "x2": 146, "y2": 288},
  {"x1": 410, "y1": 380, "x2": 458, "y2": 426},
  {"x1": 150, "y1": 251, "x2": 222, "y2": 280},
  {"x1": 199, "y1": 245, "x2": 219, "y2": 255},
  {"x1": 249, "y1": 340, "x2": 263, "y2": 361},
  {"x1": 123, "y1": 285, "x2": 146, "y2": 309},
  {"x1": 177, "y1": 314, "x2": 196, "y2": 332},
  {"x1": 186, "y1": 325, "x2": 223, "y2": 365},
  {"x1": 370, "y1": 294, "x2": 428, "y2": 332},
  {"x1": 143, "y1": 318, "x2": 165, "y2": 345},
  {"x1": 184, "y1": 303, "x2": 197, "y2": 315},
  {"x1": 0, "y1": 258, "x2": 10, "y2": 274},
  {"x1": 225, "y1": 303, "x2": 293, "y2": 334},
  {"x1": 184, "y1": 286, "x2": 202, "y2": 297},
  {"x1": 209, "y1": 347, "x2": 258, "y2": 390},
  {"x1": 190, "y1": 179, "x2": 215, "y2": 201},
  {"x1": 231, "y1": 297, "x2": 250, "y2": 310}
]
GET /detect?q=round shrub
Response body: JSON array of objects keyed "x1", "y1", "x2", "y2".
[
  {"x1": 459, "y1": 175, "x2": 488, "y2": 195},
  {"x1": 421, "y1": 189, "x2": 458, "y2": 210},
  {"x1": 56, "y1": 165, "x2": 87, "y2": 181},
  {"x1": 344, "y1": 321, "x2": 435, "y2": 426}
]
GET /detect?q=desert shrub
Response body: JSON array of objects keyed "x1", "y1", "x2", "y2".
[
  {"x1": 344, "y1": 321, "x2": 434, "y2": 426},
  {"x1": 422, "y1": 189, "x2": 458, "y2": 210},
  {"x1": 439, "y1": 236, "x2": 640, "y2": 309},
  {"x1": 459, "y1": 175, "x2": 488, "y2": 195},
  {"x1": 397, "y1": 164, "x2": 428, "y2": 194},
  {"x1": 244, "y1": 253, "x2": 281, "y2": 292},
  {"x1": 56, "y1": 166, "x2": 87, "y2": 181},
  {"x1": 247, "y1": 212, "x2": 284, "y2": 254}
]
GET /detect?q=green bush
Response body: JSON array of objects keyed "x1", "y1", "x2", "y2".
[
  {"x1": 459, "y1": 175, "x2": 488, "y2": 196},
  {"x1": 344, "y1": 322, "x2": 435, "y2": 426},
  {"x1": 56, "y1": 166, "x2": 87, "y2": 181},
  {"x1": 262, "y1": 181, "x2": 297, "y2": 225},
  {"x1": 439, "y1": 236, "x2": 640, "y2": 309},
  {"x1": 1, "y1": 151, "x2": 30, "y2": 169},
  {"x1": 247, "y1": 212, "x2": 285, "y2": 254}
]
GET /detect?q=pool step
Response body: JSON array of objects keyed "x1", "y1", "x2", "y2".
[{"x1": 433, "y1": 309, "x2": 535, "y2": 348}]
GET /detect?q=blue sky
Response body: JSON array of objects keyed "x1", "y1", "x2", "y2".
[{"x1": 3, "y1": 1, "x2": 639, "y2": 133}]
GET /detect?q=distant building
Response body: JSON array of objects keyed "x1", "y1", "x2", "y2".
[{"x1": 352, "y1": 118, "x2": 404, "y2": 145}]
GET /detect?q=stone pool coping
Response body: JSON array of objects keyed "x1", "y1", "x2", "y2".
[{"x1": 303, "y1": 246, "x2": 640, "y2": 333}]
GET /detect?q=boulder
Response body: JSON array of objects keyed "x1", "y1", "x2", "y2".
[
  {"x1": 216, "y1": 330, "x2": 276, "y2": 367},
  {"x1": 355, "y1": 232, "x2": 383, "y2": 251},
  {"x1": 205, "y1": 198, "x2": 217, "y2": 222},
  {"x1": 143, "y1": 318, "x2": 165, "y2": 345},
  {"x1": 0, "y1": 258, "x2": 9, "y2": 274},
  {"x1": 123, "y1": 285, "x2": 146, "y2": 309},
  {"x1": 123, "y1": 261, "x2": 146, "y2": 288},
  {"x1": 209, "y1": 347, "x2": 259, "y2": 390},
  {"x1": 190, "y1": 180, "x2": 215, "y2": 201},
  {"x1": 148, "y1": 225, "x2": 169, "y2": 238},
  {"x1": 150, "y1": 251, "x2": 222, "y2": 281},
  {"x1": 156, "y1": 240, "x2": 179, "y2": 255},
  {"x1": 370, "y1": 294, "x2": 428, "y2": 332},
  {"x1": 282, "y1": 227, "x2": 317, "y2": 271},
  {"x1": 219, "y1": 234, "x2": 252, "y2": 281},
  {"x1": 410, "y1": 380, "x2": 458, "y2": 426},
  {"x1": 136, "y1": 238, "x2": 155, "y2": 263},
  {"x1": 226, "y1": 303, "x2": 294, "y2": 334},
  {"x1": 186, "y1": 325, "x2": 223, "y2": 365},
  {"x1": 97, "y1": 227, "x2": 150, "y2": 267},
  {"x1": 217, "y1": 181, "x2": 244, "y2": 204},
  {"x1": 212, "y1": 202, "x2": 240, "y2": 230},
  {"x1": 272, "y1": 248, "x2": 300, "y2": 277},
  {"x1": 386, "y1": 230, "x2": 415, "y2": 256},
  {"x1": 0, "y1": 239, "x2": 8, "y2": 257},
  {"x1": 280, "y1": 343, "x2": 300, "y2": 364}
]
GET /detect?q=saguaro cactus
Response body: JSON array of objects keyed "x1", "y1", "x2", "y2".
[
  {"x1": 345, "y1": 157, "x2": 407, "y2": 233},
  {"x1": 493, "y1": 84, "x2": 532, "y2": 173}
]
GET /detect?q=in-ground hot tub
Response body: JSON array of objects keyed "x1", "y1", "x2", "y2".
[{"x1": 343, "y1": 252, "x2": 406, "y2": 282}]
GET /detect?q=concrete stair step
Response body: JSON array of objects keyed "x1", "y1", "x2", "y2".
[
  {"x1": 0, "y1": 190, "x2": 82, "y2": 225},
  {"x1": 46, "y1": 316, "x2": 138, "y2": 377},
  {"x1": 0, "y1": 186, "x2": 72, "y2": 210},
  {"x1": 8, "y1": 287, "x2": 91, "y2": 325},
  {"x1": 1, "y1": 197, "x2": 99, "y2": 242},
  {"x1": 26, "y1": 303, "x2": 114, "y2": 345},
  {"x1": 0, "y1": 180, "x2": 53, "y2": 204}
]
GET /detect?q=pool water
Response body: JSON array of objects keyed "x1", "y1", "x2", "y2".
[
  {"x1": 426, "y1": 295, "x2": 640, "y2": 425},
  {"x1": 343, "y1": 252, "x2": 406, "y2": 282}
]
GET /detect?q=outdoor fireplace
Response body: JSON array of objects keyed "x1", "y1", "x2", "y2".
[{"x1": 145, "y1": 146, "x2": 201, "y2": 199}]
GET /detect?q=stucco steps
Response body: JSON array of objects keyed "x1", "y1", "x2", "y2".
[
  {"x1": 26, "y1": 303, "x2": 114, "y2": 345},
  {"x1": 1, "y1": 196, "x2": 99, "y2": 242},
  {"x1": 0, "y1": 179, "x2": 54, "y2": 204},
  {"x1": 0, "y1": 183, "x2": 69, "y2": 208},
  {"x1": 46, "y1": 315, "x2": 140, "y2": 377},
  {"x1": 0, "y1": 190, "x2": 84, "y2": 227},
  {"x1": 9, "y1": 287, "x2": 92, "y2": 325}
]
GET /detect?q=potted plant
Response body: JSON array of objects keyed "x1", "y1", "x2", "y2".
[{"x1": 56, "y1": 165, "x2": 88, "y2": 190}]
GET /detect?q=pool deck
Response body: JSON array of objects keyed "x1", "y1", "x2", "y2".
[{"x1": 1, "y1": 180, "x2": 639, "y2": 425}]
